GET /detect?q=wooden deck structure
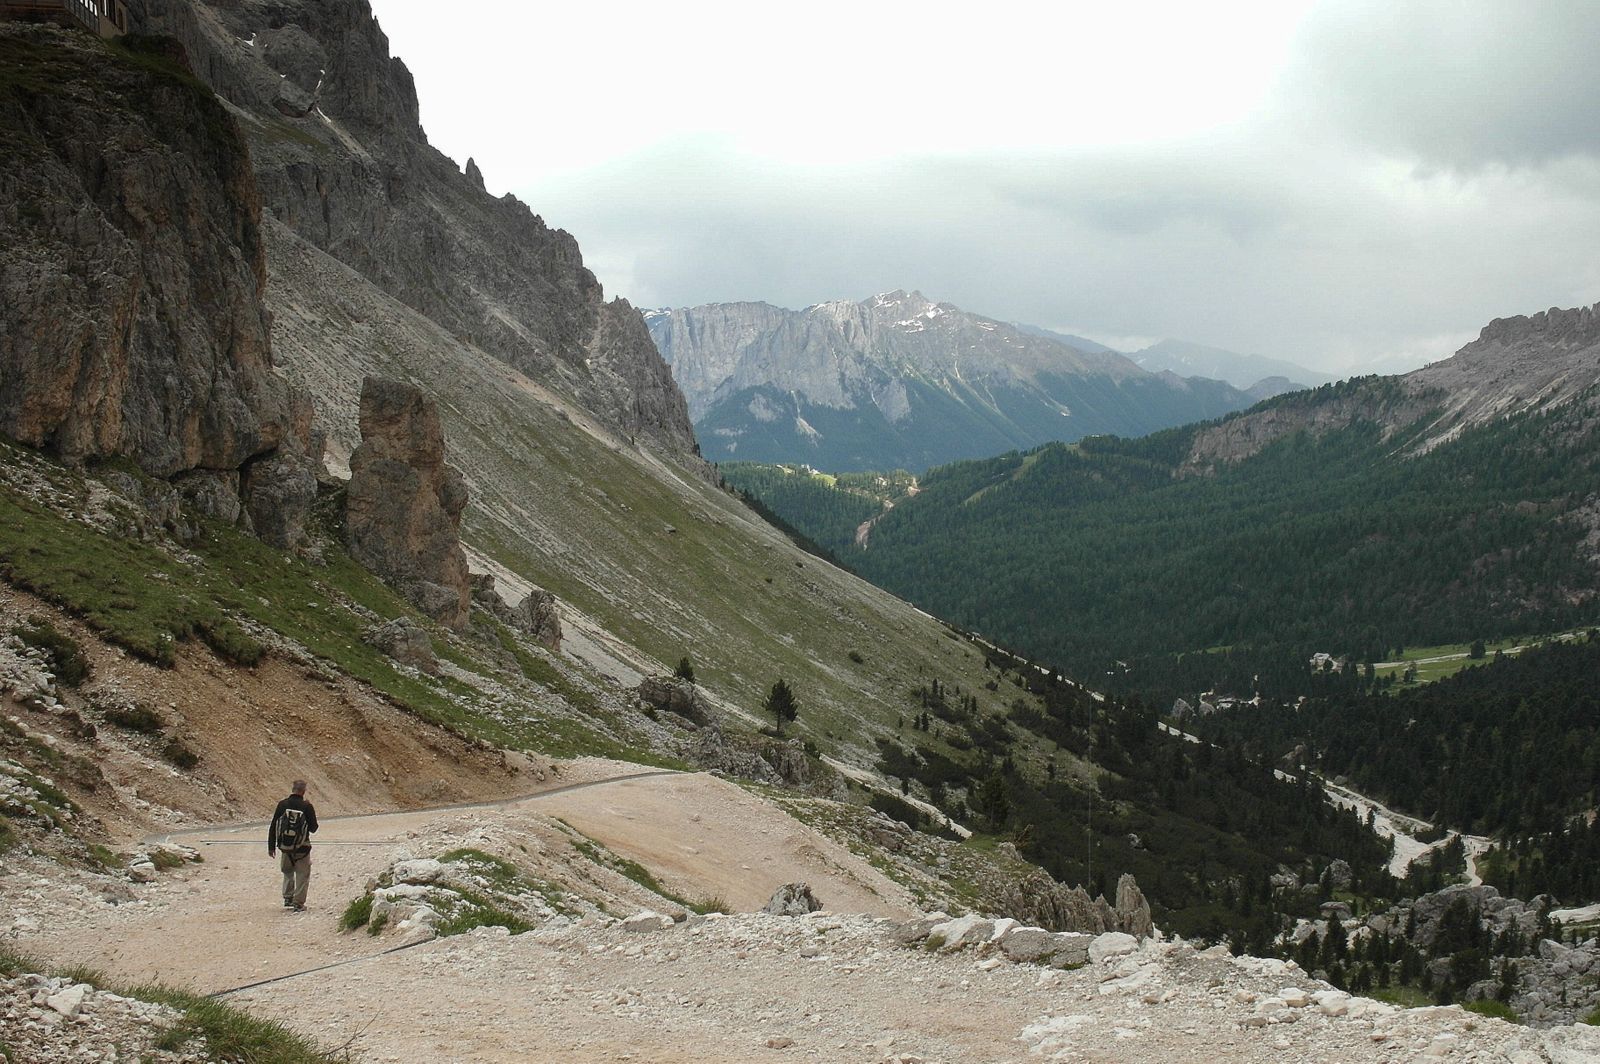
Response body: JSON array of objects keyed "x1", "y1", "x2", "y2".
[{"x1": 0, "y1": 0, "x2": 129, "y2": 37}]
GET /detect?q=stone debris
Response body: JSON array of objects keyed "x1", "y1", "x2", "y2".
[
  {"x1": 3, "y1": 971, "x2": 205, "y2": 1062},
  {"x1": 228, "y1": 908, "x2": 1600, "y2": 1063}
]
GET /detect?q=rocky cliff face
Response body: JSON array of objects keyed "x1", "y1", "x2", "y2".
[
  {"x1": 0, "y1": 25, "x2": 317, "y2": 546},
  {"x1": 1182, "y1": 300, "x2": 1600, "y2": 471},
  {"x1": 648, "y1": 292, "x2": 1257, "y2": 471},
  {"x1": 345, "y1": 377, "x2": 471, "y2": 629},
  {"x1": 127, "y1": 0, "x2": 700, "y2": 463}
]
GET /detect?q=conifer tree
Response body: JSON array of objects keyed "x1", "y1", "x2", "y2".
[{"x1": 764, "y1": 677, "x2": 798, "y2": 736}]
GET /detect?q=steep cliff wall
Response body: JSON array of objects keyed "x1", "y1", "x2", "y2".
[
  {"x1": 128, "y1": 0, "x2": 700, "y2": 462},
  {"x1": 0, "y1": 24, "x2": 317, "y2": 544}
]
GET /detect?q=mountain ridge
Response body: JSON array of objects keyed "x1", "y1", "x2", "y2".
[
  {"x1": 649, "y1": 292, "x2": 1260, "y2": 471},
  {"x1": 132, "y1": 0, "x2": 700, "y2": 463}
]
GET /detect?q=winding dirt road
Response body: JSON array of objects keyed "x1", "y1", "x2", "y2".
[{"x1": 21, "y1": 765, "x2": 914, "y2": 998}]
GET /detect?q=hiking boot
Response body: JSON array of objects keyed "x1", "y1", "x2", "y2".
[{"x1": 293, "y1": 904, "x2": 307, "y2": 912}]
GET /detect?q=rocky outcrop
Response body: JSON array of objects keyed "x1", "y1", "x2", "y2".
[
  {"x1": 363, "y1": 617, "x2": 437, "y2": 674},
  {"x1": 0, "y1": 25, "x2": 319, "y2": 547},
  {"x1": 636, "y1": 676, "x2": 712, "y2": 727},
  {"x1": 128, "y1": 0, "x2": 702, "y2": 464},
  {"x1": 994, "y1": 869, "x2": 1155, "y2": 937},
  {"x1": 763, "y1": 883, "x2": 822, "y2": 916},
  {"x1": 513, "y1": 590, "x2": 562, "y2": 651},
  {"x1": 470, "y1": 575, "x2": 562, "y2": 650},
  {"x1": 344, "y1": 378, "x2": 470, "y2": 628}
]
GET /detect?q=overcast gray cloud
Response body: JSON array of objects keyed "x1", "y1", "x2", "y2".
[
  {"x1": 376, "y1": 0, "x2": 1600, "y2": 375},
  {"x1": 1285, "y1": 0, "x2": 1600, "y2": 171}
]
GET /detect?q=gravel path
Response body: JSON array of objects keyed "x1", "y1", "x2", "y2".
[
  {"x1": 232, "y1": 913, "x2": 1600, "y2": 1063},
  {"x1": 17, "y1": 768, "x2": 912, "y2": 995}
]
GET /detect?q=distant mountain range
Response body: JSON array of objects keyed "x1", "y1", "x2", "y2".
[
  {"x1": 1013, "y1": 327, "x2": 1333, "y2": 393},
  {"x1": 1128, "y1": 338, "x2": 1333, "y2": 391},
  {"x1": 646, "y1": 292, "x2": 1264, "y2": 471}
]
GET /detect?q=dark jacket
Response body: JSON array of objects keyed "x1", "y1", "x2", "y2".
[{"x1": 268, "y1": 794, "x2": 319, "y2": 856}]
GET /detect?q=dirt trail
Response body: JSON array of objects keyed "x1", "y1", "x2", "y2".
[{"x1": 22, "y1": 767, "x2": 914, "y2": 996}]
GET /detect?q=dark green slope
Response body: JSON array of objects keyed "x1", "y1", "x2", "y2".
[
  {"x1": 737, "y1": 382, "x2": 1600, "y2": 695},
  {"x1": 697, "y1": 370, "x2": 1252, "y2": 472}
]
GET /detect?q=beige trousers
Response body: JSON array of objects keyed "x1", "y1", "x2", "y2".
[{"x1": 279, "y1": 849, "x2": 311, "y2": 908}]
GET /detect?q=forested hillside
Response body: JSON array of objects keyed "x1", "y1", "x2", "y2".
[
  {"x1": 1194, "y1": 634, "x2": 1600, "y2": 905},
  {"x1": 865, "y1": 645, "x2": 1394, "y2": 946},
  {"x1": 732, "y1": 381, "x2": 1600, "y2": 705}
]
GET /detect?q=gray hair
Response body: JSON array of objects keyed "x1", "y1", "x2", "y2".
[{"x1": 291, "y1": 779, "x2": 307, "y2": 794}]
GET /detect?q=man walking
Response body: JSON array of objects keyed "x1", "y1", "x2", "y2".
[{"x1": 268, "y1": 779, "x2": 319, "y2": 911}]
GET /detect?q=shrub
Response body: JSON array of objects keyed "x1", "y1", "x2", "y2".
[
  {"x1": 1463, "y1": 999, "x2": 1519, "y2": 1024},
  {"x1": 16, "y1": 618, "x2": 90, "y2": 687},
  {"x1": 196, "y1": 618, "x2": 264, "y2": 668},
  {"x1": 848, "y1": 650, "x2": 865, "y2": 664},
  {"x1": 674, "y1": 656, "x2": 696, "y2": 682},
  {"x1": 104, "y1": 704, "x2": 165, "y2": 734},
  {"x1": 160, "y1": 738, "x2": 199, "y2": 770},
  {"x1": 339, "y1": 894, "x2": 373, "y2": 931}
]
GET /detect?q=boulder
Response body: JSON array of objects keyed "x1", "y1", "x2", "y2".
[
  {"x1": 1319, "y1": 901, "x2": 1353, "y2": 922},
  {"x1": 763, "y1": 883, "x2": 822, "y2": 917},
  {"x1": 1088, "y1": 931, "x2": 1138, "y2": 965},
  {"x1": 514, "y1": 590, "x2": 563, "y2": 651},
  {"x1": 636, "y1": 676, "x2": 711, "y2": 726},
  {"x1": 344, "y1": 378, "x2": 471, "y2": 628},
  {"x1": 45, "y1": 984, "x2": 89, "y2": 1019},
  {"x1": 887, "y1": 914, "x2": 948, "y2": 947},
  {"x1": 998, "y1": 927, "x2": 1059, "y2": 963},
  {"x1": 623, "y1": 910, "x2": 674, "y2": 932},
  {"x1": 929, "y1": 914, "x2": 995, "y2": 951},
  {"x1": 391, "y1": 859, "x2": 447, "y2": 886},
  {"x1": 1324, "y1": 858, "x2": 1354, "y2": 890},
  {"x1": 1049, "y1": 933, "x2": 1095, "y2": 968},
  {"x1": 364, "y1": 618, "x2": 437, "y2": 674}
]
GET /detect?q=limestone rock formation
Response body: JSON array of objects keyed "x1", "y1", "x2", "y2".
[
  {"x1": 763, "y1": 883, "x2": 822, "y2": 916},
  {"x1": 0, "y1": 25, "x2": 319, "y2": 547},
  {"x1": 1182, "y1": 300, "x2": 1600, "y2": 472},
  {"x1": 647, "y1": 293, "x2": 1256, "y2": 470},
  {"x1": 469, "y1": 575, "x2": 562, "y2": 650},
  {"x1": 129, "y1": 0, "x2": 701, "y2": 464},
  {"x1": 362, "y1": 617, "x2": 437, "y2": 674},
  {"x1": 635, "y1": 676, "x2": 712, "y2": 727},
  {"x1": 344, "y1": 378, "x2": 470, "y2": 628},
  {"x1": 994, "y1": 869, "x2": 1154, "y2": 937},
  {"x1": 513, "y1": 590, "x2": 563, "y2": 651}
]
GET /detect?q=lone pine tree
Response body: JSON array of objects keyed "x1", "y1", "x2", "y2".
[{"x1": 765, "y1": 677, "x2": 798, "y2": 736}]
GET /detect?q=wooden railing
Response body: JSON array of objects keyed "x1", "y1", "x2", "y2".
[{"x1": 0, "y1": 0, "x2": 105, "y2": 34}]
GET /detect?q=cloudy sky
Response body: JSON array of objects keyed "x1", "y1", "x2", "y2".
[{"x1": 370, "y1": 0, "x2": 1600, "y2": 375}]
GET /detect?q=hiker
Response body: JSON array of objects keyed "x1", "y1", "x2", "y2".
[{"x1": 268, "y1": 779, "x2": 319, "y2": 911}]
